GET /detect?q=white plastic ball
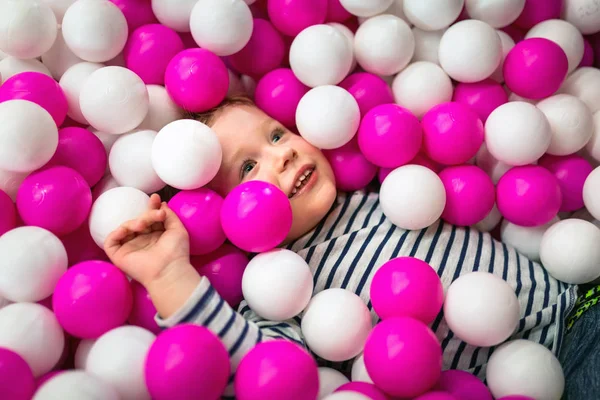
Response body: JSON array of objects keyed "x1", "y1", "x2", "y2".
[
  {"x1": 33, "y1": 370, "x2": 120, "y2": 400},
  {"x1": 0, "y1": 100, "x2": 58, "y2": 173},
  {"x1": 536, "y1": 94, "x2": 594, "y2": 155},
  {"x1": 89, "y1": 186, "x2": 150, "y2": 248},
  {"x1": 339, "y1": 0, "x2": 393, "y2": 17},
  {"x1": 41, "y1": 28, "x2": 83, "y2": 80},
  {"x1": 0, "y1": 296, "x2": 11, "y2": 310},
  {"x1": 61, "y1": 0, "x2": 127, "y2": 63},
  {"x1": 40, "y1": 0, "x2": 76, "y2": 23},
  {"x1": 539, "y1": 218, "x2": 600, "y2": 284},
  {"x1": 444, "y1": 271, "x2": 520, "y2": 347},
  {"x1": 473, "y1": 203, "x2": 502, "y2": 232},
  {"x1": 323, "y1": 393, "x2": 370, "y2": 400},
  {"x1": 80, "y1": 66, "x2": 149, "y2": 135},
  {"x1": 318, "y1": 367, "x2": 350, "y2": 400},
  {"x1": 85, "y1": 326, "x2": 155, "y2": 400},
  {"x1": 327, "y1": 23, "x2": 358, "y2": 73},
  {"x1": 151, "y1": 119, "x2": 222, "y2": 190},
  {"x1": 0, "y1": 168, "x2": 29, "y2": 201},
  {"x1": 0, "y1": 303, "x2": 65, "y2": 377},
  {"x1": 92, "y1": 128, "x2": 119, "y2": 159},
  {"x1": 351, "y1": 353, "x2": 373, "y2": 383},
  {"x1": 290, "y1": 24, "x2": 353, "y2": 87},
  {"x1": 475, "y1": 143, "x2": 513, "y2": 184},
  {"x1": 295, "y1": 85, "x2": 360, "y2": 150},
  {"x1": 0, "y1": 56, "x2": 52, "y2": 81},
  {"x1": 560, "y1": 67, "x2": 600, "y2": 113},
  {"x1": 490, "y1": 30, "x2": 516, "y2": 83},
  {"x1": 403, "y1": 0, "x2": 464, "y2": 31},
  {"x1": 241, "y1": 249, "x2": 314, "y2": 321},
  {"x1": 501, "y1": 217, "x2": 559, "y2": 262},
  {"x1": 584, "y1": 166, "x2": 600, "y2": 220},
  {"x1": 526, "y1": 19, "x2": 584, "y2": 73},
  {"x1": 0, "y1": 226, "x2": 67, "y2": 302},
  {"x1": 137, "y1": 85, "x2": 183, "y2": 132},
  {"x1": 301, "y1": 288, "x2": 372, "y2": 362},
  {"x1": 59, "y1": 61, "x2": 104, "y2": 125},
  {"x1": 392, "y1": 61, "x2": 453, "y2": 118},
  {"x1": 485, "y1": 101, "x2": 552, "y2": 166},
  {"x1": 486, "y1": 339, "x2": 564, "y2": 400},
  {"x1": 411, "y1": 27, "x2": 444, "y2": 65},
  {"x1": 585, "y1": 111, "x2": 600, "y2": 162},
  {"x1": 465, "y1": 0, "x2": 525, "y2": 28},
  {"x1": 92, "y1": 174, "x2": 120, "y2": 201},
  {"x1": 380, "y1": 165, "x2": 446, "y2": 230},
  {"x1": 562, "y1": 0, "x2": 600, "y2": 35},
  {"x1": 354, "y1": 15, "x2": 414, "y2": 76},
  {"x1": 439, "y1": 19, "x2": 502, "y2": 83},
  {"x1": 508, "y1": 91, "x2": 538, "y2": 105},
  {"x1": 189, "y1": 0, "x2": 252, "y2": 56},
  {"x1": 74, "y1": 338, "x2": 96, "y2": 369},
  {"x1": 151, "y1": 0, "x2": 198, "y2": 32},
  {"x1": 0, "y1": 0, "x2": 58, "y2": 59}
]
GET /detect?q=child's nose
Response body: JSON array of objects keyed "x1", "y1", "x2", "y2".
[{"x1": 275, "y1": 147, "x2": 297, "y2": 172}]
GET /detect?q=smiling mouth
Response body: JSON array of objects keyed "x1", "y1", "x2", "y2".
[{"x1": 289, "y1": 167, "x2": 315, "y2": 198}]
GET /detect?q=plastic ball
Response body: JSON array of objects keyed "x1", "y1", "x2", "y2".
[
  {"x1": 318, "y1": 368, "x2": 350, "y2": 400},
  {"x1": 32, "y1": 370, "x2": 120, "y2": 400},
  {"x1": 403, "y1": 0, "x2": 464, "y2": 31},
  {"x1": 0, "y1": 348, "x2": 36, "y2": 400},
  {"x1": 151, "y1": 119, "x2": 222, "y2": 190},
  {"x1": 124, "y1": 24, "x2": 184, "y2": 85},
  {"x1": 584, "y1": 166, "x2": 600, "y2": 220},
  {"x1": 412, "y1": 27, "x2": 445, "y2": 65},
  {"x1": 108, "y1": 0, "x2": 158, "y2": 33},
  {"x1": 0, "y1": 100, "x2": 58, "y2": 173},
  {"x1": 301, "y1": 288, "x2": 372, "y2": 362},
  {"x1": 296, "y1": 85, "x2": 360, "y2": 149},
  {"x1": 363, "y1": 317, "x2": 442, "y2": 398},
  {"x1": 339, "y1": 73, "x2": 394, "y2": 118},
  {"x1": 88, "y1": 186, "x2": 150, "y2": 248},
  {"x1": 580, "y1": 37, "x2": 595, "y2": 67},
  {"x1": 168, "y1": 188, "x2": 226, "y2": 255},
  {"x1": 164, "y1": 48, "x2": 229, "y2": 112},
  {"x1": 41, "y1": 27, "x2": 83, "y2": 81},
  {"x1": 539, "y1": 154, "x2": 594, "y2": 212},
  {"x1": 465, "y1": 0, "x2": 525, "y2": 28},
  {"x1": 540, "y1": 218, "x2": 600, "y2": 283},
  {"x1": 473, "y1": 203, "x2": 502, "y2": 232},
  {"x1": 0, "y1": 226, "x2": 67, "y2": 302},
  {"x1": 324, "y1": 393, "x2": 371, "y2": 400},
  {"x1": 486, "y1": 340, "x2": 564, "y2": 400},
  {"x1": 91, "y1": 174, "x2": 120, "y2": 201},
  {"x1": 0, "y1": 189, "x2": 16, "y2": 236},
  {"x1": 0, "y1": 169, "x2": 29, "y2": 201},
  {"x1": 339, "y1": 0, "x2": 392, "y2": 17},
  {"x1": 525, "y1": 19, "x2": 584, "y2": 73},
  {"x1": 128, "y1": 280, "x2": 160, "y2": 334},
  {"x1": 151, "y1": 0, "x2": 197, "y2": 32},
  {"x1": 335, "y1": 382, "x2": 389, "y2": 400},
  {"x1": 354, "y1": 15, "x2": 414, "y2": 76},
  {"x1": 561, "y1": 67, "x2": 600, "y2": 113},
  {"x1": 351, "y1": 353, "x2": 373, "y2": 383},
  {"x1": 484, "y1": 102, "x2": 551, "y2": 165},
  {"x1": 563, "y1": 0, "x2": 600, "y2": 35},
  {"x1": 59, "y1": 62, "x2": 103, "y2": 125},
  {"x1": 444, "y1": 271, "x2": 520, "y2": 347},
  {"x1": 514, "y1": 0, "x2": 562, "y2": 30},
  {"x1": 392, "y1": 61, "x2": 453, "y2": 118},
  {"x1": 137, "y1": 84, "x2": 183, "y2": 132},
  {"x1": 414, "y1": 393, "x2": 458, "y2": 400},
  {"x1": 496, "y1": 397, "x2": 535, "y2": 400},
  {"x1": 0, "y1": 57, "x2": 52, "y2": 81},
  {"x1": 255, "y1": 68, "x2": 310, "y2": 128},
  {"x1": 0, "y1": 0, "x2": 57, "y2": 59},
  {"x1": 0, "y1": 71, "x2": 68, "y2": 127},
  {"x1": 235, "y1": 340, "x2": 319, "y2": 400},
  {"x1": 289, "y1": 24, "x2": 353, "y2": 87},
  {"x1": 62, "y1": 0, "x2": 128, "y2": 62},
  {"x1": 370, "y1": 257, "x2": 443, "y2": 324},
  {"x1": 452, "y1": 79, "x2": 508, "y2": 123},
  {"x1": 434, "y1": 370, "x2": 493, "y2": 400},
  {"x1": 323, "y1": 139, "x2": 378, "y2": 192},
  {"x1": 327, "y1": 0, "x2": 352, "y2": 22},
  {"x1": 74, "y1": 339, "x2": 95, "y2": 369},
  {"x1": 60, "y1": 220, "x2": 109, "y2": 266},
  {"x1": 85, "y1": 326, "x2": 155, "y2": 400},
  {"x1": 327, "y1": 22, "x2": 358, "y2": 72},
  {"x1": 228, "y1": 18, "x2": 284, "y2": 77},
  {"x1": 0, "y1": 302, "x2": 65, "y2": 377},
  {"x1": 500, "y1": 217, "x2": 559, "y2": 262},
  {"x1": 190, "y1": 244, "x2": 248, "y2": 308},
  {"x1": 145, "y1": 324, "x2": 230, "y2": 400},
  {"x1": 268, "y1": 0, "x2": 327, "y2": 37},
  {"x1": 221, "y1": 180, "x2": 292, "y2": 252},
  {"x1": 490, "y1": 30, "x2": 516, "y2": 83}
]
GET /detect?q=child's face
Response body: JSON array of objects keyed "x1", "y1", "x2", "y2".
[{"x1": 207, "y1": 105, "x2": 338, "y2": 242}]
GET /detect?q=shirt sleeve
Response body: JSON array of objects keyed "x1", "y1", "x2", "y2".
[{"x1": 155, "y1": 277, "x2": 306, "y2": 398}]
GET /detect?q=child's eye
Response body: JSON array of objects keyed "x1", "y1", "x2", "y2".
[
  {"x1": 272, "y1": 128, "x2": 285, "y2": 143},
  {"x1": 241, "y1": 160, "x2": 256, "y2": 177}
]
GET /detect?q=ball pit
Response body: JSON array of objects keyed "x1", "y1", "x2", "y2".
[
  {"x1": 128, "y1": 280, "x2": 161, "y2": 334},
  {"x1": 323, "y1": 139, "x2": 378, "y2": 192},
  {"x1": 452, "y1": 79, "x2": 508, "y2": 122},
  {"x1": 339, "y1": 72, "x2": 394, "y2": 117},
  {"x1": 254, "y1": 68, "x2": 309, "y2": 128},
  {"x1": 0, "y1": 347, "x2": 36, "y2": 400},
  {"x1": 0, "y1": 189, "x2": 16, "y2": 236},
  {"x1": 335, "y1": 381, "x2": 389, "y2": 400}
]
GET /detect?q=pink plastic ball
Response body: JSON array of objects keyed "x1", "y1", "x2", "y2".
[
  {"x1": 16, "y1": 166, "x2": 92, "y2": 236},
  {"x1": 168, "y1": 188, "x2": 226, "y2": 256},
  {"x1": 580, "y1": 37, "x2": 595, "y2": 67},
  {"x1": 0, "y1": 72, "x2": 68, "y2": 127},
  {"x1": 255, "y1": 68, "x2": 310, "y2": 128},
  {"x1": 439, "y1": 165, "x2": 495, "y2": 226},
  {"x1": 165, "y1": 48, "x2": 229, "y2": 112},
  {"x1": 501, "y1": 24, "x2": 526, "y2": 43},
  {"x1": 363, "y1": 317, "x2": 442, "y2": 398},
  {"x1": 497, "y1": 165, "x2": 562, "y2": 227},
  {"x1": 235, "y1": 340, "x2": 319, "y2": 400},
  {"x1": 190, "y1": 243, "x2": 249, "y2": 308},
  {"x1": 335, "y1": 382, "x2": 390, "y2": 400},
  {"x1": 124, "y1": 24, "x2": 185, "y2": 85},
  {"x1": 45, "y1": 127, "x2": 108, "y2": 187},
  {"x1": 0, "y1": 189, "x2": 16, "y2": 236},
  {"x1": 434, "y1": 370, "x2": 493, "y2": 400},
  {"x1": 36, "y1": 370, "x2": 64, "y2": 390},
  {"x1": 370, "y1": 257, "x2": 443, "y2": 324},
  {"x1": 52, "y1": 260, "x2": 133, "y2": 339},
  {"x1": 178, "y1": 32, "x2": 198, "y2": 49},
  {"x1": 60, "y1": 219, "x2": 109, "y2": 266},
  {"x1": 538, "y1": 154, "x2": 594, "y2": 212},
  {"x1": 267, "y1": 0, "x2": 328, "y2": 37},
  {"x1": 414, "y1": 392, "x2": 458, "y2": 400},
  {"x1": 221, "y1": 180, "x2": 292, "y2": 253},
  {"x1": 497, "y1": 397, "x2": 535, "y2": 400},
  {"x1": 228, "y1": 18, "x2": 285, "y2": 78},
  {"x1": 378, "y1": 153, "x2": 442, "y2": 184},
  {"x1": 327, "y1": 0, "x2": 352, "y2": 22},
  {"x1": 323, "y1": 139, "x2": 378, "y2": 192},
  {"x1": 503, "y1": 38, "x2": 568, "y2": 100},
  {"x1": 358, "y1": 104, "x2": 422, "y2": 168},
  {"x1": 145, "y1": 324, "x2": 230, "y2": 400},
  {"x1": 452, "y1": 79, "x2": 508, "y2": 123},
  {"x1": 513, "y1": 0, "x2": 562, "y2": 30},
  {"x1": 339, "y1": 73, "x2": 395, "y2": 117},
  {"x1": 128, "y1": 280, "x2": 161, "y2": 334},
  {"x1": 0, "y1": 348, "x2": 36, "y2": 400},
  {"x1": 421, "y1": 102, "x2": 484, "y2": 166},
  {"x1": 109, "y1": 0, "x2": 158, "y2": 33}
]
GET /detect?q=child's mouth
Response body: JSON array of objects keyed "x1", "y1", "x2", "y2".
[{"x1": 290, "y1": 167, "x2": 316, "y2": 199}]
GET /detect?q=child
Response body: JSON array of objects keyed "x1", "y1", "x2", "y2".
[{"x1": 104, "y1": 96, "x2": 587, "y2": 399}]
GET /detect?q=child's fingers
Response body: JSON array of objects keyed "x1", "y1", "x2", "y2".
[
  {"x1": 126, "y1": 209, "x2": 166, "y2": 233},
  {"x1": 148, "y1": 193, "x2": 162, "y2": 211},
  {"x1": 104, "y1": 226, "x2": 130, "y2": 254},
  {"x1": 160, "y1": 202, "x2": 186, "y2": 231}
]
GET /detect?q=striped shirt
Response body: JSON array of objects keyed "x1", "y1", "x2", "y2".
[{"x1": 157, "y1": 190, "x2": 577, "y2": 398}]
